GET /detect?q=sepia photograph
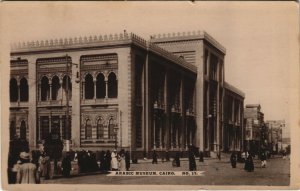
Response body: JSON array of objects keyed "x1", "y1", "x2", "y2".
[{"x1": 0, "y1": 1, "x2": 299, "y2": 190}]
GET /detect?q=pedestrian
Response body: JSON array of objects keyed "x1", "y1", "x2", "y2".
[
  {"x1": 188, "y1": 149, "x2": 196, "y2": 171},
  {"x1": 199, "y1": 151, "x2": 204, "y2": 162},
  {"x1": 260, "y1": 151, "x2": 267, "y2": 168},
  {"x1": 11, "y1": 159, "x2": 22, "y2": 184},
  {"x1": 152, "y1": 150, "x2": 158, "y2": 164},
  {"x1": 230, "y1": 152, "x2": 237, "y2": 168},
  {"x1": 175, "y1": 152, "x2": 181, "y2": 167},
  {"x1": 99, "y1": 151, "x2": 105, "y2": 171},
  {"x1": 62, "y1": 153, "x2": 72, "y2": 177},
  {"x1": 119, "y1": 150, "x2": 126, "y2": 171},
  {"x1": 111, "y1": 149, "x2": 119, "y2": 171},
  {"x1": 41, "y1": 153, "x2": 51, "y2": 179},
  {"x1": 244, "y1": 155, "x2": 254, "y2": 172},
  {"x1": 16, "y1": 152, "x2": 40, "y2": 184},
  {"x1": 282, "y1": 150, "x2": 287, "y2": 159},
  {"x1": 125, "y1": 151, "x2": 130, "y2": 171},
  {"x1": 165, "y1": 151, "x2": 170, "y2": 162},
  {"x1": 105, "y1": 150, "x2": 111, "y2": 171}
]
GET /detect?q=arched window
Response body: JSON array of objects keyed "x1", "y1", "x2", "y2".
[
  {"x1": 51, "y1": 76, "x2": 60, "y2": 100},
  {"x1": 10, "y1": 78, "x2": 18, "y2": 102},
  {"x1": 108, "y1": 117, "x2": 115, "y2": 139},
  {"x1": 10, "y1": 121, "x2": 16, "y2": 140},
  {"x1": 108, "y1": 72, "x2": 117, "y2": 98},
  {"x1": 97, "y1": 118, "x2": 104, "y2": 139},
  {"x1": 85, "y1": 119, "x2": 92, "y2": 139},
  {"x1": 96, "y1": 73, "x2": 105, "y2": 98},
  {"x1": 20, "y1": 120, "x2": 26, "y2": 140},
  {"x1": 85, "y1": 74, "x2": 94, "y2": 99},
  {"x1": 41, "y1": 76, "x2": 49, "y2": 101},
  {"x1": 20, "y1": 78, "x2": 29, "y2": 102},
  {"x1": 62, "y1": 75, "x2": 72, "y2": 100}
]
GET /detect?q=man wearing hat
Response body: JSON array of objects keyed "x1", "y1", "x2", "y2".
[{"x1": 16, "y1": 152, "x2": 40, "y2": 184}]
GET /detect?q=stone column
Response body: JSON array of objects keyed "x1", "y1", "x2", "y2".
[
  {"x1": 60, "y1": 79, "x2": 63, "y2": 103},
  {"x1": 206, "y1": 84, "x2": 210, "y2": 150},
  {"x1": 69, "y1": 54, "x2": 81, "y2": 149},
  {"x1": 105, "y1": 80, "x2": 108, "y2": 99},
  {"x1": 164, "y1": 69, "x2": 169, "y2": 149},
  {"x1": 60, "y1": 115, "x2": 63, "y2": 139},
  {"x1": 38, "y1": 116, "x2": 41, "y2": 140},
  {"x1": 27, "y1": 56, "x2": 37, "y2": 149},
  {"x1": 49, "y1": 114, "x2": 51, "y2": 133},
  {"x1": 175, "y1": 117, "x2": 179, "y2": 148},
  {"x1": 180, "y1": 75, "x2": 185, "y2": 149},
  {"x1": 17, "y1": 80, "x2": 20, "y2": 104},
  {"x1": 38, "y1": 82, "x2": 41, "y2": 102},
  {"x1": 195, "y1": 45, "x2": 205, "y2": 152},
  {"x1": 153, "y1": 113, "x2": 156, "y2": 149},
  {"x1": 93, "y1": 77, "x2": 97, "y2": 99},
  {"x1": 144, "y1": 53, "x2": 149, "y2": 154},
  {"x1": 49, "y1": 82, "x2": 52, "y2": 101},
  {"x1": 232, "y1": 99, "x2": 235, "y2": 150},
  {"x1": 159, "y1": 115, "x2": 162, "y2": 149},
  {"x1": 82, "y1": 81, "x2": 85, "y2": 100}
]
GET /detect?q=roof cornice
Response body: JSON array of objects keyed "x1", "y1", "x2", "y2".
[
  {"x1": 150, "y1": 30, "x2": 226, "y2": 54},
  {"x1": 224, "y1": 81, "x2": 245, "y2": 98},
  {"x1": 11, "y1": 32, "x2": 147, "y2": 54}
]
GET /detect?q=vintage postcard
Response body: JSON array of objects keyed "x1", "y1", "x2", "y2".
[{"x1": 0, "y1": 1, "x2": 299, "y2": 190}]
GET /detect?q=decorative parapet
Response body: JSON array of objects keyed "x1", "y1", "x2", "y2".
[
  {"x1": 150, "y1": 30, "x2": 226, "y2": 54},
  {"x1": 11, "y1": 32, "x2": 147, "y2": 52},
  {"x1": 148, "y1": 42, "x2": 197, "y2": 73}
]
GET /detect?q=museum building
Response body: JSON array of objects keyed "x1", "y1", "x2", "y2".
[{"x1": 9, "y1": 31, "x2": 245, "y2": 157}]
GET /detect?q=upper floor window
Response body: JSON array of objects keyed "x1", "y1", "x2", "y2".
[
  {"x1": 97, "y1": 118, "x2": 104, "y2": 139},
  {"x1": 204, "y1": 50, "x2": 208, "y2": 75},
  {"x1": 20, "y1": 120, "x2": 27, "y2": 140},
  {"x1": 41, "y1": 76, "x2": 50, "y2": 101},
  {"x1": 85, "y1": 119, "x2": 92, "y2": 139},
  {"x1": 85, "y1": 74, "x2": 94, "y2": 99},
  {"x1": 96, "y1": 73, "x2": 105, "y2": 98},
  {"x1": 210, "y1": 54, "x2": 218, "y2": 81},
  {"x1": 51, "y1": 76, "x2": 60, "y2": 101},
  {"x1": 10, "y1": 78, "x2": 18, "y2": 102},
  {"x1": 62, "y1": 75, "x2": 72, "y2": 100},
  {"x1": 108, "y1": 72, "x2": 117, "y2": 98},
  {"x1": 19, "y1": 78, "x2": 29, "y2": 102}
]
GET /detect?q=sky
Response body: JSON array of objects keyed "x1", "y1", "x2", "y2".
[{"x1": 1, "y1": 2, "x2": 298, "y2": 137}]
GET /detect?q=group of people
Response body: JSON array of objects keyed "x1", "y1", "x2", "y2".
[
  {"x1": 230, "y1": 151, "x2": 269, "y2": 172},
  {"x1": 71, "y1": 149, "x2": 131, "y2": 173},
  {"x1": 152, "y1": 147, "x2": 201, "y2": 171}
]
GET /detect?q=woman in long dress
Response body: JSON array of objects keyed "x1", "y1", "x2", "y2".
[
  {"x1": 111, "y1": 150, "x2": 119, "y2": 171},
  {"x1": 119, "y1": 150, "x2": 126, "y2": 171}
]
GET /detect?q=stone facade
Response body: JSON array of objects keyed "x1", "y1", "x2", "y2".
[
  {"x1": 244, "y1": 104, "x2": 264, "y2": 154},
  {"x1": 9, "y1": 31, "x2": 245, "y2": 157},
  {"x1": 265, "y1": 120, "x2": 284, "y2": 153}
]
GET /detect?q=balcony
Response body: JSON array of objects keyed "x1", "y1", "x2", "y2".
[
  {"x1": 81, "y1": 98, "x2": 118, "y2": 106},
  {"x1": 10, "y1": 101, "x2": 29, "y2": 108},
  {"x1": 37, "y1": 100, "x2": 72, "y2": 107},
  {"x1": 81, "y1": 138, "x2": 116, "y2": 146}
]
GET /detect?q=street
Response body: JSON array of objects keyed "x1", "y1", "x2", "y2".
[{"x1": 42, "y1": 156, "x2": 290, "y2": 186}]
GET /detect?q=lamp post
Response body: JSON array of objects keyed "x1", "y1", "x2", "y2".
[
  {"x1": 114, "y1": 126, "x2": 118, "y2": 150},
  {"x1": 153, "y1": 101, "x2": 158, "y2": 150},
  {"x1": 65, "y1": 54, "x2": 79, "y2": 152}
]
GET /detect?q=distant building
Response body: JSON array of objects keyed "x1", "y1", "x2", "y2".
[
  {"x1": 281, "y1": 137, "x2": 290, "y2": 152},
  {"x1": 9, "y1": 31, "x2": 245, "y2": 157},
  {"x1": 244, "y1": 104, "x2": 264, "y2": 154},
  {"x1": 265, "y1": 120, "x2": 284, "y2": 153}
]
